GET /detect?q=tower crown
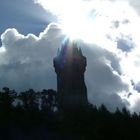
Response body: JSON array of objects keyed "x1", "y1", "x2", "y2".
[{"x1": 54, "y1": 38, "x2": 86, "y2": 74}]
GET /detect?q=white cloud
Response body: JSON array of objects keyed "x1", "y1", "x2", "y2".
[
  {"x1": 80, "y1": 43, "x2": 129, "y2": 111},
  {"x1": 1, "y1": 0, "x2": 140, "y2": 112},
  {"x1": 0, "y1": 23, "x2": 130, "y2": 112},
  {"x1": 0, "y1": 24, "x2": 65, "y2": 91},
  {"x1": 31, "y1": 0, "x2": 140, "y2": 112},
  {"x1": 33, "y1": 0, "x2": 140, "y2": 52}
]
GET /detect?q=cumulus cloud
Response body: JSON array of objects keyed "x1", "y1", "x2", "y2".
[
  {"x1": 1, "y1": 0, "x2": 140, "y2": 112},
  {"x1": 0, "y1": 23, "x2": 130, "y2": 112},
  {"x1": 81, "y1": 44, "x2": 129, "y2": 111},
  {"x1": 117, "y1": 37, "x2": 134, "y2": 52},
  {"x1": 0, "y1": 23, "x2": 65, "y2": 91}
]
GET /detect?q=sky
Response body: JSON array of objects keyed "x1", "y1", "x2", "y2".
[{"x1": 1, "y1": 0, "x2": 140, "y2": 112}]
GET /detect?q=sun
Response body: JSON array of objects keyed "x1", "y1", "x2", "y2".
[
  {"x1": 35, "y1": 0, "x2": 93, "y2": 41},
  {"x1": 35, "y1": 0, "x2": 135, "y2": 46},
  {"x1": 35, "y1": 0, "x2": 140, "y2": 55}
]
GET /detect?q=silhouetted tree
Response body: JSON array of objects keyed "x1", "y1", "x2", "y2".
[
  {"x1": 122, "y1": 107, "x2": 131, "y2": 118},
  {"x1": 19, "y1": 89, "x2": 38, "y2": 111},
  {"x1": 0, "y1": 87, "x2": 140, "y2": 140},
  {"x1": 41, "y1": 89, "x2": 57, "y2": 112},
  {"x1": 0, "y1": 87, "x2": 15, "y2": 111}
]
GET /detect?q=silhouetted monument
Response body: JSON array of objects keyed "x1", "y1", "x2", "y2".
[{"x1": 53, "y1": 38, "x2": 88, "y2": 110}]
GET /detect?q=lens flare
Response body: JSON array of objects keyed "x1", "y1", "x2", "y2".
[{"x1": 34, "y1": 0, "x2": 138, "y2": 47}]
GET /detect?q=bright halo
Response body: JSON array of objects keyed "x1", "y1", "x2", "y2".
[{"x1": 34, "y1": 0, "x2": 138, "y2": 46}]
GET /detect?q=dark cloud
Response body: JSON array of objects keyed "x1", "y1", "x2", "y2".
[
  {"x1": 0, "y1": 0, "x2": 56, "y2": 35},
  {"x1": 0, "y1": 25, "x2": 65, "y2": 91},
  {"x1": 81, "y1": 44, "x2": 129, "y2": 111},
  {"x1": 134, "y1": 82, "x2": 140, "y2": 93},
  {"x1": 117, "y1": 39, "x2": 134, "y2": 52},
  {"x1": 0, "y1": 61, "x2": 56, "y2": 91}
]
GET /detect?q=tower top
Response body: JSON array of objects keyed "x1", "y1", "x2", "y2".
[{"x1": 55, "y1": 38, "x2": 85, "y2": 66}]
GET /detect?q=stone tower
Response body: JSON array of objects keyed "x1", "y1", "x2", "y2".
[{"x1": 53, "y1": 38, "x2": 88, "y2": 110}]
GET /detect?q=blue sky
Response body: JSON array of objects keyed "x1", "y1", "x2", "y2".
[{"x1": 1, "y1": 0, "x2": 140, "y2": 112}]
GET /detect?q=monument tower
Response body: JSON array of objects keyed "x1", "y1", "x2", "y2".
[{"x1": 53, "y1": 38, "x2": 88, "y2": 110}]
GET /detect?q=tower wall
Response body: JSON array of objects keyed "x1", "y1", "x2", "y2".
[{"x1": 53, "y1": 39, "x2": 88, "y2": 110}]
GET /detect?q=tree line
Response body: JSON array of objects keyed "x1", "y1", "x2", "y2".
[{"x1": 0, "y1": 87, "x2": 140, "y2": 140}]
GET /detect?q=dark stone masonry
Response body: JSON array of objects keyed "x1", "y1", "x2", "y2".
[{"x1": 53, "y1": 38, "x2": 88, "y2": 110}]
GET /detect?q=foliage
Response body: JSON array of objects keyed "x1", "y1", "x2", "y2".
[{"x1": 0, "y1": 87, "x2": 140, "y2": 140}]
